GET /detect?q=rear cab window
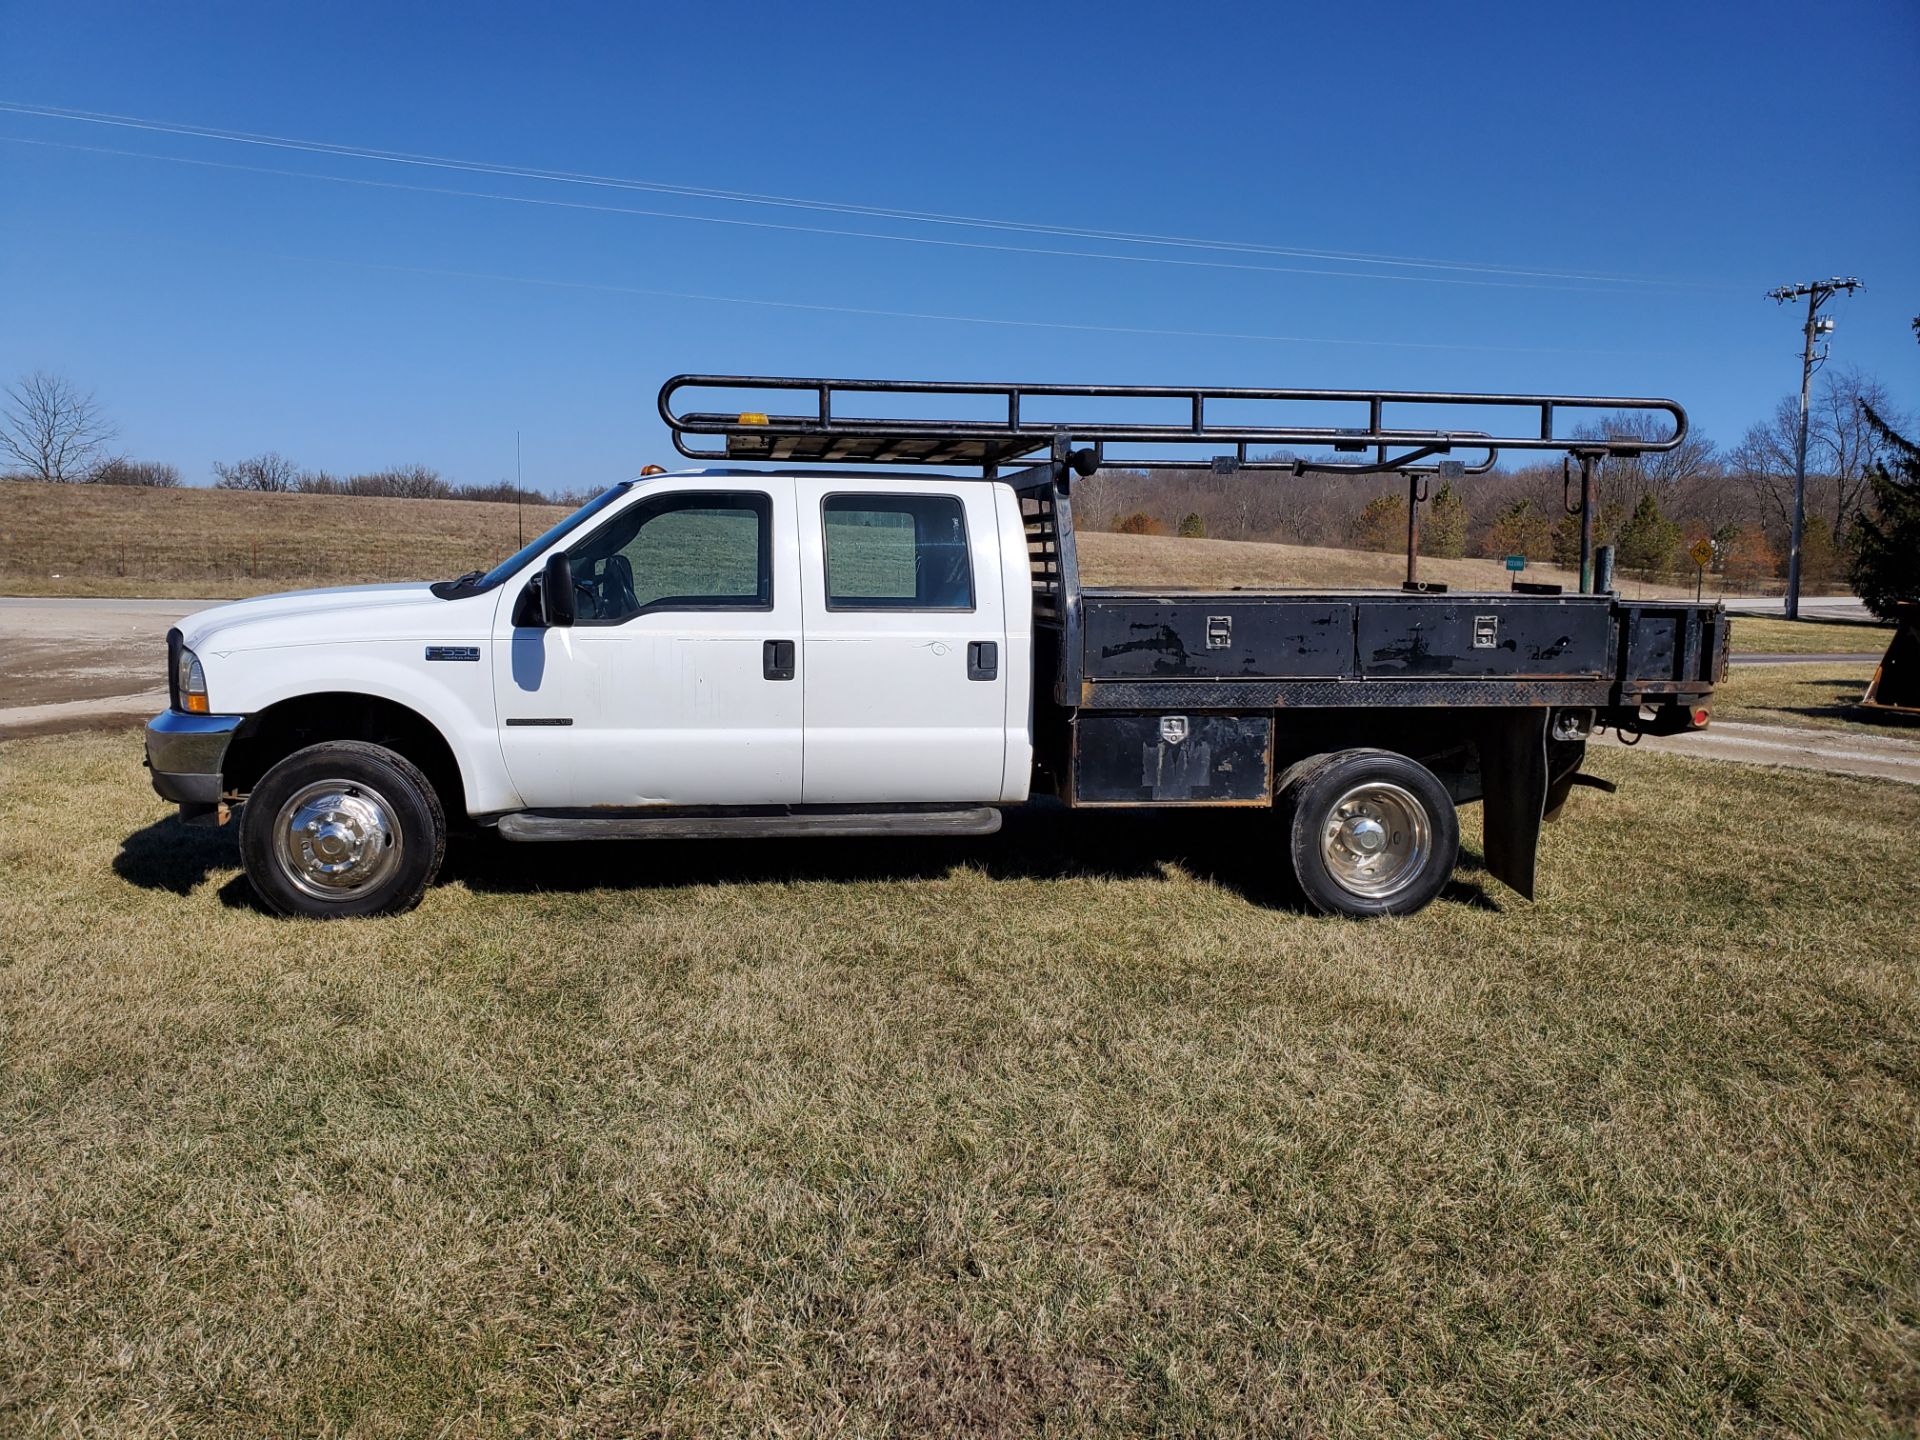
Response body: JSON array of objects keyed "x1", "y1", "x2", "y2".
[{"x1": 821, "y1": 493, "x2": 973, "y2": 610}]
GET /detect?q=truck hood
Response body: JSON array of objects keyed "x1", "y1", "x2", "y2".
[{"x1": 180, "y1": 582, "x2": 496, "y2": 654}]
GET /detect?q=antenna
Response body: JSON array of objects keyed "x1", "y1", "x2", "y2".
[{"x1": 516, "y1": 430, "x2": 524, "y2": 549}]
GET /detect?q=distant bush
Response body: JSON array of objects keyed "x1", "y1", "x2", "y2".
[
  {"x1": 213, "y1": 452, "x2": 301, "y2": 492},
  {"x1": 1177, "y1": 511, "x2": 1206, "y2": 539},
  {"x1": 1114, "y1": 511, "x2": 1166, "y2": 536},
  {"x1": 88, "y1": 458, "x2": 181, "y2": 488}
]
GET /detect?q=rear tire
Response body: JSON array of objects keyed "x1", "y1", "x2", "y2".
[
  {"x1": 1279, "y1": 748, "x2": 1458, "y2": 918},
  {"x1": 239, "y1": 741, "x2": 445, "y2": 918}
]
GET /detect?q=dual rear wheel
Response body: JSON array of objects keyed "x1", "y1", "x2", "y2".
[{"x1": 1277, "y1": 748, "x2": 1460, "y2": 917}]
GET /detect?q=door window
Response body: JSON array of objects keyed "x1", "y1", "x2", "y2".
[
  {"x1": 567, "y1": 491, "x2": 771, "y2": 622},
  {"x1": 821, "y1": 494, "x2": 973, "y2": 610}
]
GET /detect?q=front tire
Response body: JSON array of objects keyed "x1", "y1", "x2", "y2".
[
  {"x1": 1279, "y1": 748, "x2": 1459, "y2": 918},
  {"x1": 239, "y1": 741, "x2": 445, "y2": 918}
]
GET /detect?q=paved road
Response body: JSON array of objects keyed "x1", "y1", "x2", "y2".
[
  {"x1": 1732, "y1": 652, "x2": 1882, "y2": 665},
  {"x1": 1636, "y1": 720, "x2": 1920, "y2": 787},
  {"x1": 1721, "y1": 594, "x2": 1871, "y2": 622}
]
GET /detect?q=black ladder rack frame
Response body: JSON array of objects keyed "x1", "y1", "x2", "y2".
[{"x1": 659, "y1": 374, "x2": 1689, "y2": 477}]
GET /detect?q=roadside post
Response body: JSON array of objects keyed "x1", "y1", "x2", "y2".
[{"x1": 1689, "y1": 537, "x2": 1713, "y2": 602}]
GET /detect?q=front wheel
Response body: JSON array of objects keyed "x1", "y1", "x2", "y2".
[
  {"x1": 239, "y1": 741, "x2": 445, "y2": 918},
  {"x1": 1279, "y1": 749, "x2": 1459, "y2": 918}
]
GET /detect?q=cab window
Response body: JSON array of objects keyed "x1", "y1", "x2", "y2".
[
  {"x1": 567, "y1": 491, "x2": 771, "y2": 622},
  {"x1": 821, "y1": 494, "x2": 973, "y2": 610}
]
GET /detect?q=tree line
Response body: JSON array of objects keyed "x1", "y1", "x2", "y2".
[
  {"x1": 0, "y1": 371, "x2": 595, "y2": 506},
  {"x1": 1076, "y1": 366, "x2": 1908, "y2": 591},
  {"x1": 6, "y1": 356, "x2": 1916, "y2": 615}
]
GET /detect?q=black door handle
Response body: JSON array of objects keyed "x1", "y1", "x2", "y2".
[
  {"x1": 967, "y1": 640, "x2": 998, "y2": 681},
  {"x1": 763, "y1": 639, "x2": 795, "y2": 680}
]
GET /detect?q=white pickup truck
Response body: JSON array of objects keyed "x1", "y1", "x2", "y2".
[{"x1": 145, "y1": 374, "x2": 1725, "y2": 920}]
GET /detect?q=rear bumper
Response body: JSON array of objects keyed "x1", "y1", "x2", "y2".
[{"x1": 144, "y1": 710, "x2": 245, "y2": 805}]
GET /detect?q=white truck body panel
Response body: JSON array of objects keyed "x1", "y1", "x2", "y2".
[
  {"x1": 793, "y1": 475, "x2": 1011, "y2": 804},
  {"x1": 169, "y1": 471, "x2": 1035, "y2": 818},
  {"x1": 491, "y1": 476, "x2": 805, "y2": 807},
  {"x1": 178, "y1": 583, "x2": 522, "y2": 814}
]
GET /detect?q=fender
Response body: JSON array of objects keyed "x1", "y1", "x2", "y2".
[{"x1": 203, "y1": 641, "x2": 522, "y2": 815}]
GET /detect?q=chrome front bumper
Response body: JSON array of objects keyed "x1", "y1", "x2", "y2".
[{"x1": 144, "y1": 710, "x2": 245, "y2": 806}]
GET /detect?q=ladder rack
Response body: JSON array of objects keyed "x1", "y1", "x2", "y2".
[{"x1": 658, "y1": 374, "x2": 1688, "y2": 478}]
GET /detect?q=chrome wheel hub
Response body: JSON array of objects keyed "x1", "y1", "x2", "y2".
[
  {"x1": 1321, "y1": 782, "x2": 1431, "y2": 900},
  {"x1": 274, "y1": 781, "x2": 402, "y2": 901}
]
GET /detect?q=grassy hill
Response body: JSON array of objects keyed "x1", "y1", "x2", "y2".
[{"x1": 5, "y1": 478, "x2": 1705, "y2": 600}]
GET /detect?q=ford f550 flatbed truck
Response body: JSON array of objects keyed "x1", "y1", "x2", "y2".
[{"x1": 145, "y1": 375, "x2": 1726, "y2": 919}]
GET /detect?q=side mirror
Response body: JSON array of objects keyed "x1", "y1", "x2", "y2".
[{"x1": 541, "y1": 551, "x2": 576, "y2": 627}]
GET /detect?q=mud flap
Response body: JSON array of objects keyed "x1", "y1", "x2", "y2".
[{"x1": 1479, "y1": 709, "x2": 1549, "y2": 901}]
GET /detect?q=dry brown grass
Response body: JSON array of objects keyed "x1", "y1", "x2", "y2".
[
  {"x1": 3, "y1": 730, "x2": 1917, "y2": 1435},
  {"x1": 0, "y1": 480, "x2": 571, "y2": 598},
  {"x1": 3, "y1": 479, "x2": 1720, "y2": 601}
]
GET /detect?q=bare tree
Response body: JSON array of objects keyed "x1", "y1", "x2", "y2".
[
  {"x1": 0, "y1": 371, "x2": 116, "y2": 482},
  {"x1": 89, "y1": 458, "x2": 182, "y2": 488},
  {"x1": 213, "y1": 452, "x2": 302, "y2": 492},
  {"x1": 1731, "y1": 366, "x2": 1906, "y2": 541}
]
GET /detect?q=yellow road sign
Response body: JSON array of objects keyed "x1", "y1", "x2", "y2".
[{"x1": 1689, "y1": 538, "x2": 1714, "y2": 569}]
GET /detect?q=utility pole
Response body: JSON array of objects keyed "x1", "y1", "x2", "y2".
[{"x1": 1766, "y1": 276, "x2": 1862, "y2": 619}]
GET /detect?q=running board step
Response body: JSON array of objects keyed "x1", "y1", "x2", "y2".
[{"x1": 497, "y1": 806, "x2": 1003, "y2": 843}]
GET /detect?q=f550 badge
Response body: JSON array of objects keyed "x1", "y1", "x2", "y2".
[{"x1": 424, "y1": 646, "x2": 480, "y2": 662}]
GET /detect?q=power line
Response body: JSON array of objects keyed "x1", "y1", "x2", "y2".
[
  {"x1": 0, "y1": 99, "x2": 1740, "y2": 293},
  {"x1": 276, "y1": 252, "x2": 1656, "y2": 355},
  {"x1": 2, "y1": 133, "x2": 1658, "y2": 296}
]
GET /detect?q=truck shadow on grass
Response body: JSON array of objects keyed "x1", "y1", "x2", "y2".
[
  {"x1": 1735, "y1": 677, "x2": 1920, "y2": 729},
  {"x1": 113, "y1": 804, "x2": 1502, "y2": 916}
]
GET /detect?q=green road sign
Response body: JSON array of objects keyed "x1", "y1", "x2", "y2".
[{"x1": 1504, "y1": 554, "x2": 1527, "y2": 572}]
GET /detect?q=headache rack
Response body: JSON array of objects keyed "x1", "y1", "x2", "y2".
[{"x1": 658, "y1": 373, "x2": 1688, "y2": 478}]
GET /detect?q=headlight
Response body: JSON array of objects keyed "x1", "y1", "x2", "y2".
[{"x1": 176, "y1": 646, "x2": 209, "y2": 714}]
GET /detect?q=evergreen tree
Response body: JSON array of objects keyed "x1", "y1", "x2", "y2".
[
  {"x1": 1351, "y1": 493, "x2": 1406, "y2": 552},
  {"x1": 1846, "y1": 404, "x2": 1920, "y2": 620},
  {"x1": 1616, "y1": 492, "x2": 1682, "y2": 573},
  {"x1": 1423, "y1": 481, "x2": 1468, "y2": 558},
  {"x1": 1482, "y1": 497, "x2": 1552, "y2": 560},
  {"x1": 1177, "y1": 511, "x2": 1206, "y2": 539}
]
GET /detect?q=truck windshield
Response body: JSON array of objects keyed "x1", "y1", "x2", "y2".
[{"x1": 434, "y1": 482, "x2": 635, "y2": 598}]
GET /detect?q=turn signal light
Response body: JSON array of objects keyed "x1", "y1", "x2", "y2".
[{"x1": 1691, "y1": 706, "x2": 1710, "y2": 729}]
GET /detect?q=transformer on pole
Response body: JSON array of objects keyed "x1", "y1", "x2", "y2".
[{"x1": 1766, "y1": 277, "x2": 1863, "y2": 620}]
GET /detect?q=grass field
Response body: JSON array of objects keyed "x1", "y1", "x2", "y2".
[
  {"x1": 3, "y1": 728, "x2": 1916, "y2": 1435},
  {"x1": 1729, "y1": 617, "x2": 1894, "y2": 655},
  {"x1": 1713, "y1": 662, "x2": 1916, "y2": 735},
  {"x1": 4, "y1": 478, "x2": 1741, "y2": 602}
]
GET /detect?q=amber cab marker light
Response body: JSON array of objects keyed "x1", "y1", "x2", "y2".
[
  {"x1": 739, "y1": 412, "x2": 769, "y2": 425},
  {"x1": 639, "y1": 464, "x2": 667, "y2": 475}
]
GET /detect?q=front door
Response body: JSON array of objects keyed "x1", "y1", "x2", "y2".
[
  {"x1": 794, "y1": 477, "x2": 1008, "y2": 803},
  {"x1": 491, "y1": 478, "x2": 803, "y2": 808}
]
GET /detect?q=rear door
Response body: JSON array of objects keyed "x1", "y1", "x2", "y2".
[{"x1": 794, "y1": 477, "x2": 1008, "y2": 803}]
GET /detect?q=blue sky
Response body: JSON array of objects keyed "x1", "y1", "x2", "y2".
[{"x1": 2, "y1": 0, "x2": 1916, "y2": 494}]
